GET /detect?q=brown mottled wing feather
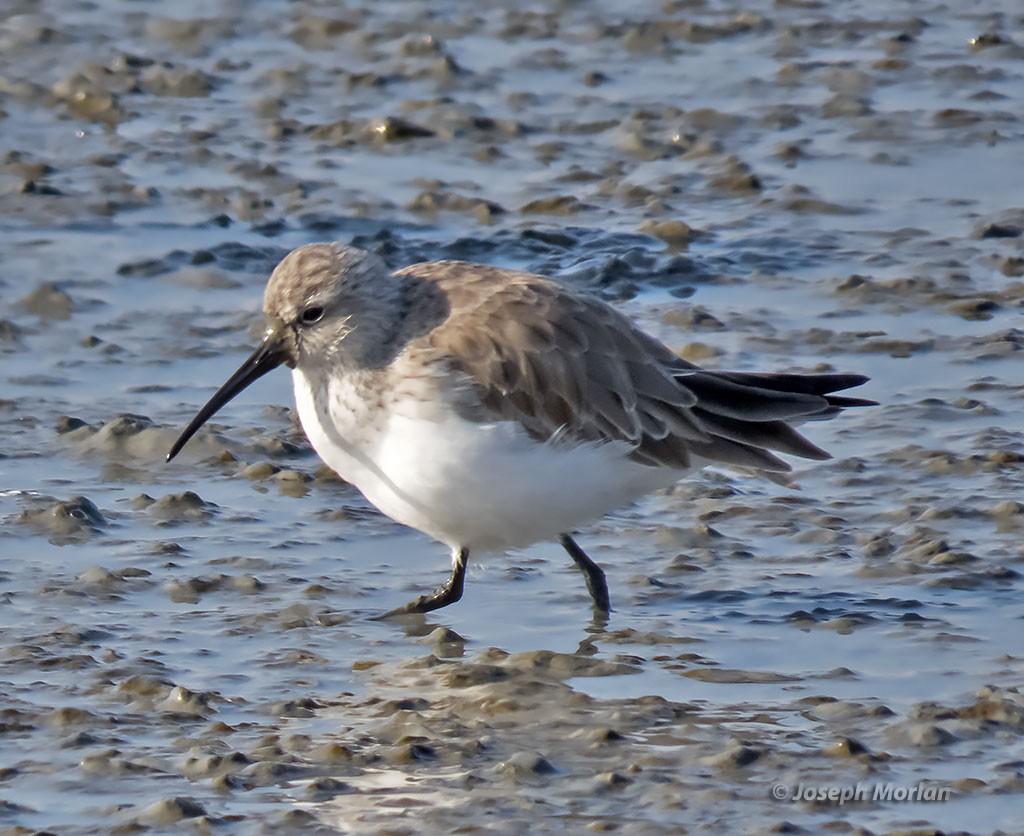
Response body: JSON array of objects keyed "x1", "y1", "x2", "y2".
[{"x1": 396, "y1": 261, "x2": 874, "y2": 473}]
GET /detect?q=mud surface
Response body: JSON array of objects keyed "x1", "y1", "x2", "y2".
[{"x1": 2, "y1": 1, "x2": 1024, "y2": 833}]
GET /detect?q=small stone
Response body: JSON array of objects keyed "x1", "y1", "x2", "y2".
[
  {"x1": 158, "y1": 686, "x2": 214, "y2": 716},
  {"x1": 906, "y1": 723, "x2": 957, "y2": 747},
  {"x1": 140, "y1": 65, "x2": 214, "y2": 98},
  {"x1": 305, "y1": 777, "x2": 354, "y2": 800},
  {"x1": 825, "y1": 737, "x2": 870, "y2": 758},
  {"x1": 638, "y1": 219, "x2": 699, "y2": 247},
  {"x1": 419, "y1": 626, "x2": 467, "y2": 658},
  {"x1": 56, "y1": 416, "x2": 89, "y2": 434},
  {"x1": 18, "y1": 283, "x2": 74, "y2": 319},
  {"x1": 275, "y1": 469, "x2": 311, "y2": 483},
  {"x1": 386, "y1": 742, "x2": 437, "y2": 764},
  {"x1": 975, "y1": 222, "x2": 1021, "y2": 239},
  {"x1": 241, "y1": 462, "x2": 281, "y2": 480},
  {"x1": 137, "y1": 797, "x2": 207, "y2": 824},
  {"x1": 518, "y1": 195, "x2": 590, "y2": 215},
  {"x1": 149, "y1": 491, "x2": 215, "y2": 520},
  {"x1": 367, "y1": 116, "x2": 434, "y2": 141},
  {"x1": 998, "y1": 256, "x2": 1024, "y2": 276},
  {"x1": 594, "y1": 770, "x2": 632, "y2": 790},
  {"x1": 701, "y1": 743, "x2": 763, "y2": 768},
  {"x1": 946, "y1": 299, "x2": 1000, "y2": 320},
  {"x1": 497, "y1": 752, "x2": 557, "y2": 777},
  {"x1": 822, "y1": 94, "x2": 872, "y2": 117}
]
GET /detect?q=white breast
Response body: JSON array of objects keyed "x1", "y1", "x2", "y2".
[{"x1": 292, "y1": 368, "x2": 684, "y2": 555}]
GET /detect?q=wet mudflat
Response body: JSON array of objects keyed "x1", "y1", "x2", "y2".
[{"x1": 2, "y1": 0, "x2": 1024, "y2": 833}]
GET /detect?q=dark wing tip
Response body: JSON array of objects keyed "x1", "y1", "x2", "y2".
[
  {"x1": 840, "y1": 373, "x2": 871, "y2": 388},
  {"x1": 825, "y1": 395, "x2": 878, "y2": 409}
]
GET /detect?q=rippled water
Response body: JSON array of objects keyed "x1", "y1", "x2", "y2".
[{"x1": 2, "y1": 0, "x2": 1024, "y2": 833}]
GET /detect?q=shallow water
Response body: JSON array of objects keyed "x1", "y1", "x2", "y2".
[{"x1": 2, "y1": 0, "x2": 1024, "y2": 833}]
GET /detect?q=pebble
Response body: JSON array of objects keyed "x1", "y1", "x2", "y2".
[
  {"x1": 496, "y1": 752, "x2": 558, "y2": 778},
  {"x1": 17, "y1": 283, "x2": 75, "y2": 318},
  {"x1": 137, "y1": 797, "x2": 208, "y2": 825}
]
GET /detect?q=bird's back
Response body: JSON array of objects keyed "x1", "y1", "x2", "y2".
[{"x1": 394, "y1": 260, "x2": 874, "y2": 477}]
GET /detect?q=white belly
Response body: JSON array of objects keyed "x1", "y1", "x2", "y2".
[{"x1": 292, "y1": 369, "x2": 683, "y2": 554}]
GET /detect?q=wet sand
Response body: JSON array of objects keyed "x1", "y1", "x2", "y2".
[{"x1": 2, "y1": 1, "x2": 1024, "y2": 833}]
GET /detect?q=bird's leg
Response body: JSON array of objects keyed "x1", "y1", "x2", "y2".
[
  {"x1": 379, "y1": 546, "x2": 469, "y2": 617},
  {"x1": 559, "y1": 534, "x2": 611, "y2": 614}
]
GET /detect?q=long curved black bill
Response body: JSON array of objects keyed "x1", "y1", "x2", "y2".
[{"x1": 166, "y1": 329, "x2": 290, "y2": 463}]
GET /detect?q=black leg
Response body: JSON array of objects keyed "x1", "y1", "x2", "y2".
[
  {"x1": 559, "y1": 534, "x2": 611, "y2": 613},
  {"x1": 379, "y1": 547, "x2": 469, "y2": 617}
]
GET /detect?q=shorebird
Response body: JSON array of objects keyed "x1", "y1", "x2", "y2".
[{"x1": 167, "y1": 242, "x2": 874, "y2": 616}]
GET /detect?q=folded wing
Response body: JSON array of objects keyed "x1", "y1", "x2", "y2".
[{"x1": 397, "y1": 261, "x2": 875, "y2": 474}]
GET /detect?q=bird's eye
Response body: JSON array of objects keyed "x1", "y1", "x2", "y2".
[{"x1": 299, "y1": 306, "x2": 324, "y2": 325}]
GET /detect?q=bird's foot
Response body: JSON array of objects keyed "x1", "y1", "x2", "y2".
[
  {"x1": 373, "y1": 585, "x2": 459, "y2": 619},
  {"x1": 373, "y1": 551, "x2": 467, "y2": 619}
]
